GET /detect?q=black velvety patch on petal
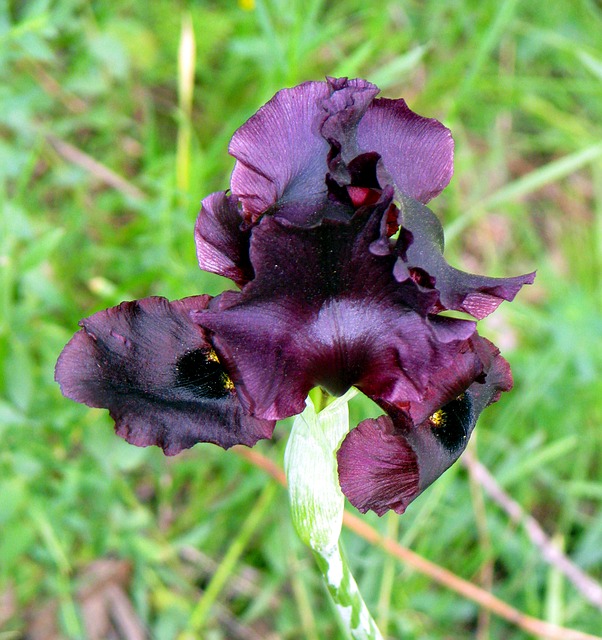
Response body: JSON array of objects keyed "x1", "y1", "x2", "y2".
[
  {"x1": 428, "y1": 393, "x2": 474, "y2": 454},
  {"x1": 338, "y1": 391, "x2": 476, "y2": 516},
  {"x1": 55, "y1": 296, "x2": 275, "y2": 454},
  {"x1": 175, "y1": 348, "x2": 231, "y2": 399},
  {"x1": 338, "y1": 334, "x2": 514, "y2": 516}
]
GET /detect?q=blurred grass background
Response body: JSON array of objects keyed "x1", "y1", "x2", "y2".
[{"x1": 1, "y1": 0, "x2": 601, "y2": 638}]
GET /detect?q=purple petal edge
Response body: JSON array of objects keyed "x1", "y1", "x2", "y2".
[
  {"x1": 358, "y1": 98, "x2": 454, "y2": 204},
  {"x1": 337, "y1": 337, "x2": 513, "y2": 516},
  {"x1": 229, "y1": 81, "x2": 331, "y2": 220},
  {"x1": 195, "y1": 191, "x2": 253, "y2": 287},
  {"x1": 55, "y1": 296, "x2": 275, "y2": 454}
]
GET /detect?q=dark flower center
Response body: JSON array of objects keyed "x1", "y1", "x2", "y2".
[
  {"x1": 175, "y1": 348, "x2": 233, "y2": 399},
  {"x1": 428, "y1": 392, "x2": 474, "y2": 453}
]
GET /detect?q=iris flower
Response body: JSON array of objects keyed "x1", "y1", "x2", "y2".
[{"x1": 56, "y1": 78, "x2": 534, "y2": 515}]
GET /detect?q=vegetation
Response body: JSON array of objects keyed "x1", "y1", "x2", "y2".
[{"x1": 1, "y1": 0, "x2": 601, "y2": 637}]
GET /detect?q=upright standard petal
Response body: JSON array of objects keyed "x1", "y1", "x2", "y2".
[
  {"x1": 337, "y1": 337, "x2": 511, "y2": 515},
  {"x1": 229, "y1": 81, "x2": 331, "y2": 221},
  {"x1": 357, "y1": 98, "x2": 454, "y2": 204},
  {"x1": 55, "y1": 296, "x2": 275, "y2": 454},
  {"x1": 320, "y1": 77, "x2": 379, "y2": 178}
]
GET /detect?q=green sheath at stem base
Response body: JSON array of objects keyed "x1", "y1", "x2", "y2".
[{"x1": 284, "y1": 390, "x2": 384, "y2": 640}]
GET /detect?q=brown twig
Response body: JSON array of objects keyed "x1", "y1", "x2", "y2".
[
  {"x1": 46, "y1": 135, "x2": 147, "y2": 201},
  {"x1": 467, "y1": 445, "x2": 494, "y2": 640},
  {"x1": 29, "y1": 63, "x2": 147, "y2": 202},
  {"x1": 462, "y1": 450, "x2": 602, "y2": 611},
  {"x1": 27, "y1": 60, "x2": 88, "y2": 114},
  {"x1": 235, "y1": 447, "x2": 601, "y2": 640}
]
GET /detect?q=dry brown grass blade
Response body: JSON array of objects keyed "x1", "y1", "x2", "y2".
[
  {"x1": 46, "y1": 135, "x2": 147, "y2": 201},
  {"x1": 235, "y1": 447, "x2": 602, "y2": 640},
  {"x1": 462, "y1": 450, "x2": 602, "y2": 610},
  {"x1": 24, "y1": 559, "x2": 147, "y2": 640}
]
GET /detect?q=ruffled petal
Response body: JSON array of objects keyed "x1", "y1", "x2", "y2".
[
  {"x1": 401, "y1": 326, "x2": 486, "y2": 425},
  {"x1": 336, "y1": 415, "x2": 420, "y2": 516},
  {"x1": 321, "y1": 77, "x2": 378, "y2": 148},
  {"x1": 229, "y1": 81, "x2": 331, "y2": 221},
  {"x1": 55, "y1": 296, "x2": 275, "y2": 454},
  {"x1": 194, "y1": 204, "x2": 480, "y2": 421},
  {"x1": 320, "y1": 77, "x2": 379, "y2": 183},
  {"x1": 394, "y1": 194, "x2": 536, "y2": 319},
  {"x1": 195, "y1": 191, "x2": 253, "y2": 287},
  {"x1": 55, "y1": 76, "x2": 532, "y2": 524},
  {"x1": 337, "y1": 337, "x2": 511, "y2": 515},
  {"x1": 227, "y1": 78, "x2": 387, "y2": 228},
  {"x1": 357, "y1": 98, "x2": 454, "y2": 203}
]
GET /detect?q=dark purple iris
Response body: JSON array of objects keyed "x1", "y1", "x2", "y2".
[{"x1": 56, "y1": 78, "x2": 534, "y2": 515}]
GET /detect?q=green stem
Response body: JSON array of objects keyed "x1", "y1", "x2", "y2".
[
  {"x1": 314, "y1": 544, "x2": 383, "y2": 640},
  {"x1": 285, "y1": 391, "x2": 384, "y2": 640}
]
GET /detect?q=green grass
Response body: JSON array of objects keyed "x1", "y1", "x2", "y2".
[{"x1": 1, "y1": 0, "x2": 602, "y2": 638}]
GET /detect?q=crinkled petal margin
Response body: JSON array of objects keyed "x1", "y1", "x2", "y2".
[
  {"x1": 195, "y1": 205, "x2": 481, "y2": 422},
  {"x1": 229, "y1": 81, "x2": 331, "y2": 220},
  {"x1": 55, "y1": 296, "x2": 275, "y2": 454},
  {"x1": 337, "y1": 336, "x2": 511, "y2": 515},
  {"x1": 394, "y1": 194, "x2": 536, "y2": 319},
  {"x1": 227, "y1": 78, "x2": 458, "y2": 226},
  {"x1": 358, "y1": 98, "x2": 454, "y2": 204},
  {"x1": 195, "y1": 191, "x2": 253, "y2": 287}
]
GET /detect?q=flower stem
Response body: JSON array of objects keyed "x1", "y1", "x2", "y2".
[
  {"x1": 313, "y1": 544, "x2": 384, "y2": 640},
  {"x1": 285, "y1": 391, "x2": 384, "y2": 640}
]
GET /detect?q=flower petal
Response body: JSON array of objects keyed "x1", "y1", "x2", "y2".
[
  {"x1": 320, "y1": 77, "x2": 379, "y2": 183},
  {"x1": 228, "y1": 78, "x2": 386, "y2": 228},
  {"x1": 395, "y1": 194, "x2": 536, "y2": 319},
  {"x1": 401, "y1": 327, "x2": 486, "y2": 425},
  {"x1": 229, "y1": 81, "x2": 331, "y2": 220},
  {"x1": 321, "y1": 77, "x2": 379, "y2": 148},
  {"x1": 336, "y1": 415, "x2": 420, "y2": 516},
  {"x1": 195, "y1": 204, "x2": 480, "y2": 421},
  {"x1": 55, "y1": 296, "x2": 275, "y2": 454},
  {"x1": 357, "y1": 98, "x2": 454, "y2": 203},
  {"x1": 337, "y1": 336, "x2": 512, "y2": 515},
  {"x1": 195, "y1": 191, "x2": 253, "y2": 287}
]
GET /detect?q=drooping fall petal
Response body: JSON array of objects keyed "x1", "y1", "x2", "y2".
[
  {"x1": 337, "y1": 337, "x2": 511, "y2": 515},
  {"x1": 55, "y1": 296, "x2": 275, "y2": 454},
  {"x1": 393, "y1": 193, "x2": 536, "y2": 319}
]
